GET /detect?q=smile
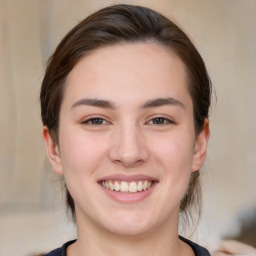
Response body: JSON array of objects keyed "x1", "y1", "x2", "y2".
[
  {"x1": 101, "y1": 180, "x2": 153, "y2": 193},
  {"x1": 98, "y1": 174, "x2": 158, "y2": 203}
]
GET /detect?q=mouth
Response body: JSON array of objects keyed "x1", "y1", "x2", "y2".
[
  {"x1": 97, "y1": 174, "x2": 158, "y2": 203},
  {"x1": 100, "y1": 180, "x2": 154, "y2": 193}
]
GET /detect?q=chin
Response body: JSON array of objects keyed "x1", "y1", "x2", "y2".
[
  {"x1": 106, "y1": 222, "x2": 152, "y2": 237},
  {"x1": 101, "y1": 211, "x2": 157, "y2": 237}
]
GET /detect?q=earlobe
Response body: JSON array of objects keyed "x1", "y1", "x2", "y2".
[
  {"x1": 42, "y1": 126, "x2": 63, "y2": 175},
  {"x1": 192, "y1": 119, "x2": 210, "y2": 172}
]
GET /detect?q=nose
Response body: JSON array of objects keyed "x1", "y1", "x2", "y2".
[{"x1": 108, "y1": 124, "x2": 149, "y2": 168}]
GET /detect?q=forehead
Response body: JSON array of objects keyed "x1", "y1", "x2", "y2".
[{"x1": 64, "y1": 42, "x2": 192, "y2": 108}]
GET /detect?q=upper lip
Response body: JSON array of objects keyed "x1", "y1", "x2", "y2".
[{"x1": 98, "y1": 174, "x2": 158, "y2": 182}]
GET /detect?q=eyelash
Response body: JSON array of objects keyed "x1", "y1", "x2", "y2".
[
  {"x1": 147, "y1": 117, "x2": 175, "y2": 125},
  {"x1": 81, "y1": 117, "x2": 175, "y2": 126},
  {"x1": 81, "y1": 117, "x2": 109, "y2": 125}
]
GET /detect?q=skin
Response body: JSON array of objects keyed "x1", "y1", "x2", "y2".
[
  {"x1": 43, "y1": 42, "x2": 209, "y2": 256},
  {"x1": 213, "y1": 240, "x2": 256, "y2": 256}
]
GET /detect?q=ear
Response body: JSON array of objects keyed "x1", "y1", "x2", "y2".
[
  {"x1": 192, "y1": 119, "x2": 210, "y2": 172},
  {"x1": 43, "y1": 126, "x2": 63, "y2": 175}
]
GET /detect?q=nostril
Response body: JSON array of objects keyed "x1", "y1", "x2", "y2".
[
  {"x1": 109, "y1": 146, "x2": 149, "y2": 167},
  {"x1": 108, "y1": 129, "x2": 150, "y2": 167}
]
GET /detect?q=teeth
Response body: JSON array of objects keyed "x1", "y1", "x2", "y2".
[
  {"x1": 101, "y1": 180, "x2": 153, "y2": 193},
  {"x1": 120, "y1": 181, "x2": 129, "y2": 192},
  {"x1": 129, "y1": 182, "x2": 137, "y2": 193},
  {"x1": 109, "y1": 181, "x2": 114, "y2": 191},
  {"x1": 137, "y1": 181, "x2": 143, "y2": 191},
  {"x1": 114, "y1": 181, "x2": 120, "y2": 191},
  {"x1": 143, "y1": 181, "x2": 148, "y2": 190}
]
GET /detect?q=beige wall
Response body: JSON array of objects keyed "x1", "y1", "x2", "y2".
[
  {"x1": 0, "y1": 0, "x2": 255, "y2": 255},
  {"x1": 0, "y1": 0, "x2": 45, "y2": 207}
]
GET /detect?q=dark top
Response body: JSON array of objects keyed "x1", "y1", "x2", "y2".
[{"x1": 45, "y1": 236, "x2": 210, "y2": 256}]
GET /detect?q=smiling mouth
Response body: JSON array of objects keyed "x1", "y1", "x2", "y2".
[{"x1": 100, "y1": 180, "x2": 154, "y2": 193}]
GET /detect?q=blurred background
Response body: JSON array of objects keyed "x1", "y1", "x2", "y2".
[{"x1": 0, "y1": 0, "x2": 255, "y2": 255}]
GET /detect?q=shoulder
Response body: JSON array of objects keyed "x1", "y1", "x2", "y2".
[
  {"x1": 44, "y1": 247, "x2": 62, "y2": 256},
  {"x1": 179, "y1": 236, "x2": 210, "y2": 256},
  {"x1": 45, "y1": 240, "x2": 76, "y2": 256}
]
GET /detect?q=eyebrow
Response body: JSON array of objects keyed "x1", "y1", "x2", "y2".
[
  {"x1": 142, "y1": 97, "x2": 185, "y2": 109},
  {"x1": 71, "y1": 97, "x2": 184, "y2": 110},
  {"x1": 71, "y1": 98, "x2": 116, "y2": 109}
]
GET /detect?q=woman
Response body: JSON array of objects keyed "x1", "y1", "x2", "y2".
[{"x1": 41, "y1": 4, "x2": 211, "y2": 256}]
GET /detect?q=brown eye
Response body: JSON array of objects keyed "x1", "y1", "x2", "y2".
[
  {"x1": 148, "y1": 117, "x2": 174, "y2": 125},
  {"x1": 82, "y1": 118, "x2": 108, "y2": 125}
]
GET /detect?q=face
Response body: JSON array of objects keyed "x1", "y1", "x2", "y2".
[{"x1": 44, "y1": 42, "x2": 209, "y2": 237}]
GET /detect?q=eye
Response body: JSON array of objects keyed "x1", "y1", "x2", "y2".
[
  {"x1": 147, "y1": 117, "x2": 174, "y2": 125},
  {"x1": 81, "y1": 117, "x2": 109, "y2": 125}
]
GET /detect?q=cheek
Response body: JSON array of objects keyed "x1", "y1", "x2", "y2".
[
  {"x1": 151, "y1": 131, "x2": 195, "y2": 171},
  {"x1": 145, "y1": 133, "x2": 196, "y2": 219},
  {"x1": 150, "y1": 131, "x2": 195, "y2": 196},
  {"x1": 59, "y1": 128, "x2": 108, "y2": 177},
  {"x1": 58, "y1": 129, "x2": 110, "y2": 206}
]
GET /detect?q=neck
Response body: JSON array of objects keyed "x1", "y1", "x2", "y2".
[{"x1": 67, "y1": 208, "x2": 193, "y2": 256}]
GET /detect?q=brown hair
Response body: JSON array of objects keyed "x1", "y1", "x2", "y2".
[{"x1": 40, "y1": 4, "x2": 212, "y2": 226}]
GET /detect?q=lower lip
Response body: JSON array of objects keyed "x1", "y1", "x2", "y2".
[{"x1": 99, "y1": 182, "x2": 157, "y2": 203}]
